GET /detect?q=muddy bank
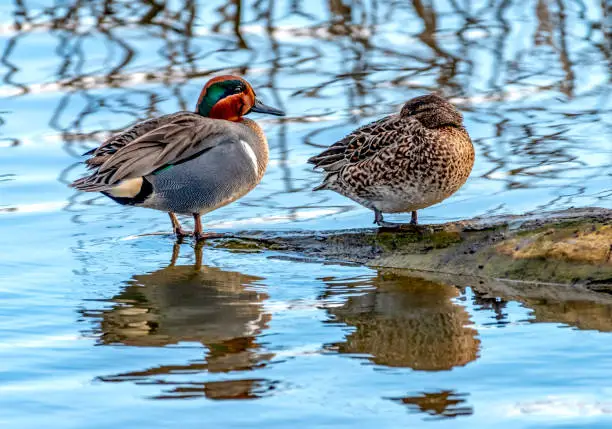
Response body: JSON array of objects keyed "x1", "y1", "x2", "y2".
[{"x1": 220, "y1": 207, "x2": 612, "y2": 288}]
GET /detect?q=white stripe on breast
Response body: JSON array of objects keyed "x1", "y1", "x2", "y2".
[{"x1": 240, "y1": 140, "x2": 259, "y2": 174}]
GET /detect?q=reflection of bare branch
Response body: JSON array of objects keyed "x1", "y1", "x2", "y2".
[
  {"x1": 555, "y1": 0, "x2": 576, "y2": 97},
  {"x1": 234, "y1": 0, "x2": 249, "y2": 49},
  {"x1": 264, "y1": 0, "x2": 296, "y2": 200},
  {"x1": 139, "y1": 0, "x2": 164, "y2": 25},
  {"x1": 1, "y1": 35, "x2": 28, "y2": 95},
  {"x1": 1, "y1": 0, "x2": 609, "y2": 217},
  {"x1": 411, "y1": 0, "x2": 460, "y2": 91},
  {"x1": 214, "y1": 0, "x2": 249, "y2": 48},
  {"x1": 535, "y1": 0, "x2": 554, "y2": 46}
]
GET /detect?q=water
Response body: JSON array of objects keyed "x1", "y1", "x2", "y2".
[{"x1": 0, "y1": 0, "x2": 611, "y2": 427}]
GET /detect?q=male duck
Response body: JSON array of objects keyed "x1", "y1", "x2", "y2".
[
  {"x1": 71, "y1": 75, "x2": 285, "y2": 240},
  {"x1": 308, "y1": 94, "x2": 474, "y2": 226}
]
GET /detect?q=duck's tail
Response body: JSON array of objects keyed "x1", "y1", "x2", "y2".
[
  {"x1": 70, "y1": 173, "x2": 114, "y2": 192},
  {"x1": 313, "y1": 172, "x2": 338, "y2": 192}
]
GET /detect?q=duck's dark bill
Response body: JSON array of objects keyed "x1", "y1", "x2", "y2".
[{"x1": 251, "y1": 98, "x2": 285, "y2": 116}]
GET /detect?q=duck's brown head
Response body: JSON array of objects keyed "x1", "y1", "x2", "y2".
[
  {"x1": 401, "y1": 94, "x2": 463, "y2": 129},
  {"x1": 196, "y1": 75, "x2": 285, "y2": 121}
]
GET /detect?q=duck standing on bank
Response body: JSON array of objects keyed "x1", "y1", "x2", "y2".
[
  {"x1": 308, "y1": 94, "x2": 474, "y2": 226},
  {"x1": 71, "y1": 75, "x2": 285, "y2": 240}
]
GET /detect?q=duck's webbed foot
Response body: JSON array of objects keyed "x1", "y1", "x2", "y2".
[
  {"x1": 373, "y1": 209, "x2": 419, "y2": 228},
  {"x1": 194, "y1": 232, "x2": 226, "y2": 241},
  {"x1": 174, "y1": 228, "x2": 189, "y2": 239},
  {"x1": 374, "y1": 209, "x2": 403, "y2": 228},
  {"x1": 192, "y1": 213, "x2": 225, "y2": 242},
  {"x1": 169, "y1": 212, "x2": 189, "y2": 238}
]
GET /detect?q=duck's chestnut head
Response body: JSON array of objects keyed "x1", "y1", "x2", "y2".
[{"x1": 196, "y1": 75, "x2": 285, "y2": 121}]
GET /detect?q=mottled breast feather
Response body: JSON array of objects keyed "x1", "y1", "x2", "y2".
[{"x1": 308, "y1": 93, "x2": 474, "y2": 213}]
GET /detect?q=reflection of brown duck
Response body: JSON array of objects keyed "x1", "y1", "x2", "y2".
[
  {"x1": 82, "y1": 243, "x2": 275, "y2": 400},
  {"x1": 326, "y1": 271, "x2": 479, "y2": 370},
  {"x1": 153, "y1": 378, "x2": 279, "y2": 401},
  {"x1": 388, "y1": 390, "x2": 473, "y2": 419}
]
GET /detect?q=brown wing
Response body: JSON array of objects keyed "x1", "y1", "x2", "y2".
[
  {"x1": 307, "y1": 114, "x2": 402, "y2": 172},
  {"x1": 83, "y1": 112, "x2": 201, "y2": 169},
  {"x1": 72, "y1": 114, "x2": 240, "y2": 192}
]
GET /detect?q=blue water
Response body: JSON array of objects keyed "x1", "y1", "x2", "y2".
[{"x1": 1, "y1": 0, "x2": 611, "y2": 427}]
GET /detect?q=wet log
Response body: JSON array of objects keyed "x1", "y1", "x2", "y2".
[{"x1": 219, "y1": 207, "x2": 612, "y2": 288}]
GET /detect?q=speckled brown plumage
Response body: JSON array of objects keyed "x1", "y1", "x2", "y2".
[{"x1": 308, "y1": 94, "x2": 474, "y2": 226}]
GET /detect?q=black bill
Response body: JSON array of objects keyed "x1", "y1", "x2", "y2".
[{"x1": 250, "y1": 98, "x2": 286, "y2": 116}]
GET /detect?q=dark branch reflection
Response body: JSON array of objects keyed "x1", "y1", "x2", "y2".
[{"x1": 1, "y1": 0, "x2": 610, "y2": 220}]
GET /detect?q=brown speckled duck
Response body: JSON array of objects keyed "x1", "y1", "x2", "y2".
[
  {"x1": 308, "y1": 94, "x2": 474, "y2": 226},
  {"x1": 71, "y1": 75, "x2": 285, "y2": 240}
]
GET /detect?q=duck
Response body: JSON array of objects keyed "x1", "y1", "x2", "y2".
[
  {"x1": 71, "y1": 75, "x2": 285, "y2": 240},
  {"x1": 308, "y1": 94, "x2": 474, "y2": 227}
]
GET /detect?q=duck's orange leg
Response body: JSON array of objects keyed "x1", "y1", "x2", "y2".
[
  {"x1": 168, "y1": 212, "x2": 188, "y2": 238},
  {"x1": 374, "y1": 209, "x2": 419, "y2": 228},
  {"x1": 192, "y1": 213, "x2": 224, "y2": 241},
  {"x1": 411, "y1": 211, "x2": 418, "y2": 225}
]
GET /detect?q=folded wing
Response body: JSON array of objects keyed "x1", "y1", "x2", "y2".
[
  {"x1": 307, "y1": 115, "x2": 403, "y2": 173},
  {"x1": 72, "y1": 114, "x2": 239, "y2": 192}
]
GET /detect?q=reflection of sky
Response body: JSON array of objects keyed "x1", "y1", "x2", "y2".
[
  {"x1": 1, "y1": 3, "x2": 612, "y2": 427},
  {"x1": 0, "y1": 0, "x2": 610, "y2": 232},
  {"x1": 4, "y1": 237, "x2": 612, "y2": 427}
]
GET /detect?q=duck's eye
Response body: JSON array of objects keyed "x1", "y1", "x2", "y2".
[{"x1": 234, "y1": 86, "x2": 243, "y2": 94}]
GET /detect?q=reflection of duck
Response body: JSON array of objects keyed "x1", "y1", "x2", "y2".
[
  {"x1": 388, "y1": 390, "x2": 473, "y2": 420},
  {"x1": 325, "y1": 271, "x2": 479, "y2": 370},
  {"x1": 82, "y1": 243, "x2": 275, "y2": 399}
]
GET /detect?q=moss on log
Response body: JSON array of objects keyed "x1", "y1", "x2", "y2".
[{"x1": 220, "y1": 207, "x2": 612, "y2": 288}]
